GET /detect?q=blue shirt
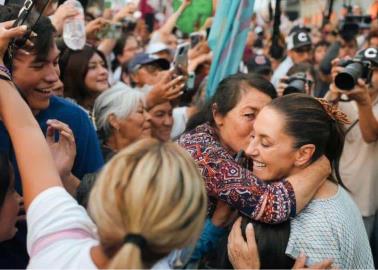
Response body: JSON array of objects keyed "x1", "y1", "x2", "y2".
[
  {"x1": 0, "y1": 96, "x2": 104, "y2": 193},
  {"x1": 0, "y1": 96, "x2": 104, "y2": 269}
]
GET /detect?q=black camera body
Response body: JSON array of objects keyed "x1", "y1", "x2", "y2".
[
  {"x1": 283, "y1": 72, "x2": 311, "y2": 95},
  {"x1": 339, "y1": 15, "x2": 372, "y2": 42},
  {"x1": 334, "y1": 57, "x2": 372, "y2": 91}
]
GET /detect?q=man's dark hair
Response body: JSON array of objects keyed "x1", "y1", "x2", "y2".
[{"x1": 0, "y1": 4, "x2": 56, "y2": 68}]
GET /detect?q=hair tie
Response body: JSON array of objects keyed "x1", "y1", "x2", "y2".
[
  {"x1": 123, "y1": 233, "x2": 147, "y2": 249},
  {"x1": 316, "y1": 98, "x2": 351, "y2": 125}
]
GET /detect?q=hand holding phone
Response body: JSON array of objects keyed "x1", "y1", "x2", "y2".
[
  {"x1": 173, "y1": 42, "x2": 190, "y2": 76},
  {"x1": 12, "y1": 0, "x2": 49, "y2": 47},
  {"x1": 190, "y1": 32, "x2": 203, "y2": 48}
]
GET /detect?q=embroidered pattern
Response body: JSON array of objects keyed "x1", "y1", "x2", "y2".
[{"x1": 178, "y1": 123, "x2": 296, "y2": 224}]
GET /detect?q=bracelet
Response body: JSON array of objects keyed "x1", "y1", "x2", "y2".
[{"x1": 0, "y1": 65, "x2": 11, "y2": 78}]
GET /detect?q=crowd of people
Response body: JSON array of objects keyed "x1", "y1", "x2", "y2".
[{"x1": 0, "y1": 0, "x2": 377, "y2": 268}]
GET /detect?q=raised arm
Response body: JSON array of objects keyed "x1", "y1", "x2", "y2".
[
  {"x1": 157, "y1": 0, "x2": 191, "y2": 37},
  {"x1": 0, "y1": 22, "x2": 62, "y2": 210},
  {"x1": 326, "y1": 60, "x2": 378, "y2": 143}
]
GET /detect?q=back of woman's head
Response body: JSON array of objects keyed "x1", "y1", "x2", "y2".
[
  {"x1": 60, "y1": 45, "x2": 107, "y2": 103},
  {"x1": 268, "y1": 93, "x2": 346, "y2": 182},
  {"x1": 186, "y1": 73, "x2": 277, "y2": 131},
  {"x1": 213, "y1": 217, "x2": 294, "y2": 269},
  {"x1": 93, "y1": 83, "x2": 145, "y2": 143},
  {"x1": 241, "y1": 217, "x2": 295, "y2": 269},
  {"x1": 88, "y1": 139, "x2": 207, "y2": 269}
]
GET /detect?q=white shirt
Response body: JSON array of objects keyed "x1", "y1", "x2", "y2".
[
  {"x1": 27, "y1": 187, "x2": 170, "y2": 269},
  {"x1": 27, "y1": 187, "x2": 98, "y2": 269},
  {"x1": 271, "y1": 56, "x2": 293, "y2": 88},
  {"x1": 338, "y1": 98, "x2": 378, "y2": 216},
  {"x1": 171, "y1": 106, "x2": 188, "y2": 139}
]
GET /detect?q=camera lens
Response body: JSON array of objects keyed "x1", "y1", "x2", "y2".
[{"x1": 334, "y1": 62, "x2": 363, "y2": 90}]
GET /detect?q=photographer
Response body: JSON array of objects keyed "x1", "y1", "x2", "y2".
[
  {"x1": 325, "y1": 47, "x2": 378, "y2": 262},
  {"x1": 276, "y1": 62, "x2": 316, "y2": 97},
  {"x1": 271, "y1": 29, "x2": 312, "y2": 88}
]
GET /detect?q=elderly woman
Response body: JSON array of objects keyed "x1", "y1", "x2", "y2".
[
  {"x1": 93, "y1": 82, "x2": 151, "y2": 160},
  {"x1": 0, "y1": 21, "x2": 207, "y2": 269},
  {"x1": 76, "y1": 83, "x2": 151, "y2": 206},
  {"x1": 178, "y1": 73, "x2": 330, "y2": 224}
]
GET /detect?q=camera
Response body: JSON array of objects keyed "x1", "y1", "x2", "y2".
[
  {"x1": 334, "y1": 57, "x2": 372, "y2": 91},
  {"x1": 283, "y1": 72, "x2": 312, "y2": 95},
  {"x1": 339, "y1": 13, "x2": 371, "y2": 42}
]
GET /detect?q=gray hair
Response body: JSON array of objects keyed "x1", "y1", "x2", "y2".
[{"x1": 94, "y1": 82, "x2": 145, "y2": 142}]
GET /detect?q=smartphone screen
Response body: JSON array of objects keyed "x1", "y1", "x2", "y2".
[
  {"x1": 190, "y1": 32, "x2": 201, "y2": 48},
  {"x1": 173, "y1": 43, "x2": 190, "y2": 76},
  {"x1": 205, "y1": 27, "x2": 211, "y2": 39}
]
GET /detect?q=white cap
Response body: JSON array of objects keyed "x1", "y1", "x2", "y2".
[{"x1": 146, "y1": 42, "x2": 170, "y2": 54}]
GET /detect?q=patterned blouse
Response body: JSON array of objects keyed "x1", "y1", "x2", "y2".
[{"x1": 177, "y1": 123, "x2": 296, "y2": 224}]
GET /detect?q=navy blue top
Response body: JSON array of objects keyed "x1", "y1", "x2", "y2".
[
  {"x1": 0, "y1": 96, "x2": 104, "y2": 269},
  {"x1": 0, "y1": 95, "x2": 104, "y2": 193}
]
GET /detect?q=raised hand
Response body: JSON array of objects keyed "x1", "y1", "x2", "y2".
[
  {"x1": 46, "y1": 119, "x2": 76, "y2": 181},
  {"x1": 0, "y1": 21, "x2": 27, "y2": 64}
]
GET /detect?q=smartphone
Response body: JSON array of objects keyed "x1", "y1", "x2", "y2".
[
  {"x1": 12, "y1": 0, "x2": 49, "y2": 46},
  {"x1": 190, "y1": 32, "x2": 202, "y2": 48},
  {"x1": 205, "y1": 27, "x2": 211, "y2": 40},
  {"x1": 96, "y1": 23, "x2": 123, "y2": 39},
  {"x1": 173, "y1": 42, "x2": 190, "y2": 76},
  {"x1": 13, "y1": 0, "x2": 49, "y2": 28}
]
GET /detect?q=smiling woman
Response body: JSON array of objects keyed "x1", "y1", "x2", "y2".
[
  {"x1": 149, "y1": 102, "x2": 174, "y2": 142},
  {"x1": 179, "y1": 73, "x2": 334, "y2": 229},
  {"x1": 60, "y1": 45, "x2": 110, "y2": 112},
  {"x1": 243, "y1": 93, "x2": 374, "y2": 268}
]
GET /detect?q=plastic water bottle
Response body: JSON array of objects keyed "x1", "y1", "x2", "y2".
[{"x1": 63, "y1": 0, "x2": 86, "y2": 50}]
